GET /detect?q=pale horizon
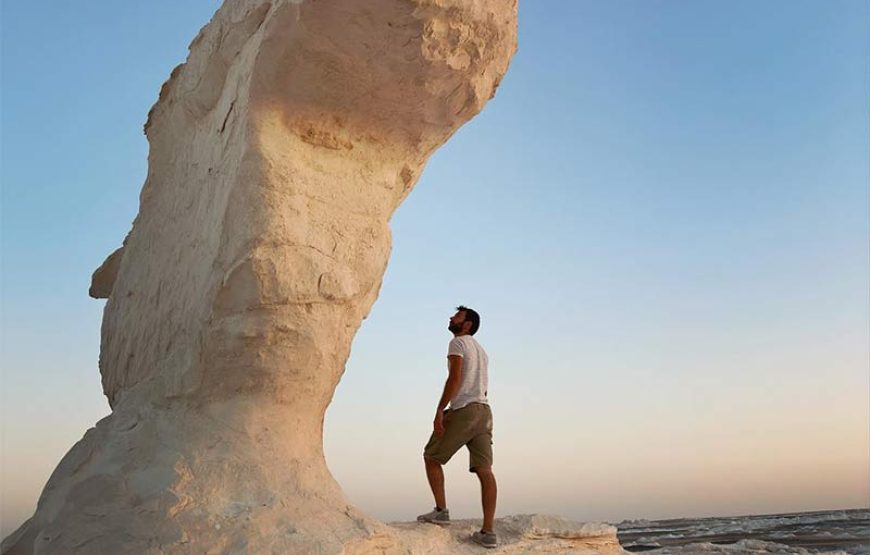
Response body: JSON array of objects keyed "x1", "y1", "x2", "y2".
[{"x1": 2, "y1": 0, "x2": 868, "y2": 539}]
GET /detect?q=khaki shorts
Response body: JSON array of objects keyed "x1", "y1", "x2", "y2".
[{"x1": 423, "y1": 402, "x2": 493, "y2": 472}]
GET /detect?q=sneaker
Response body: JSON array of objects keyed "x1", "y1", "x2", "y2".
[
  {"x1": 471, "y1": 529, "x2": 498, "y2": 548},
  {"x1": 416, "y1": 507, "x2": 450, "y2": 525}
]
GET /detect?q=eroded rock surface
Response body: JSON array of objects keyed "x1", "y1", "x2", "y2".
[
  {"x1": 383, "y1": 515, "x2": 626, "y2": 554},
  {"x1": 1, "y1": 2, "x2": 621, "y2": 554}
]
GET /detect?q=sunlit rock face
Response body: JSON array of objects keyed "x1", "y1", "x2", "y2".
[{"x1": 0, "y1": 1, "x2": 624, "y2": 553}]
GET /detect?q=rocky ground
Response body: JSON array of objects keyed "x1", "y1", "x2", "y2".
[{"x1": 374, "y1": 514, "x2": 627, "y2": 555}]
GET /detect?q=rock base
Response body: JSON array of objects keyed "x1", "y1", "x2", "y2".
[{"x1": 351, "y1": 514, "x2": 627, "y2": 555}]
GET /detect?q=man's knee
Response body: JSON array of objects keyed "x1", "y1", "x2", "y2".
[
  {"x1": 424, "y1": 455, "x2": 443, "y2": 466},
  {"x1": 471, "y1": 465, "x2": 493, "y2": 476}
]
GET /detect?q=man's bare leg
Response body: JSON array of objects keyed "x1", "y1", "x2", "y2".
[
  {"x1": 424, "y1": 456, "x2": 447, "y2": 509},
  {"x1": 474, "y1": 466, "x2": 497, "y2": 531}
]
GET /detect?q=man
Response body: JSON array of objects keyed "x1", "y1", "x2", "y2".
[{"x1": 417, "y1": 305, "x2": 498, "y2": 549}]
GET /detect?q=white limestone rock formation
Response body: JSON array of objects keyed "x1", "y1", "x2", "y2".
[
  {"x1": 389, "y1": 515, "x2": 626, "y2": 554},
  {"x1": 2, "y1": 1, "x2": 625, "y2": 554}
]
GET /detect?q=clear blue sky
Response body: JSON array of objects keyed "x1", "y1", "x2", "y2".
[{"x1": 2, "y1": 0, "x2": 868, "y2": 537}]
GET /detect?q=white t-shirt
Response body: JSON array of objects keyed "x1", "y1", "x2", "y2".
[{"x1": 447, "y1": 335, "x2": 489, "y2": 410}]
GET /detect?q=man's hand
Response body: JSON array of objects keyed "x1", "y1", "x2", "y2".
[{"x1": 433, "y1": 411, "x2": 446, "y2": 437}]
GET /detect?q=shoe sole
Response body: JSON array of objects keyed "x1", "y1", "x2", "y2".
[
  {"x1": 417, "y1": 518, "x2": 451, "y2": 526},
  {"x1": 471, "y1": 537, "x2": 497, "y2": 548}
]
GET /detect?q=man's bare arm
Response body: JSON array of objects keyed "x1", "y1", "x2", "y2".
[
  {"x1": 433, "y1": 355, "x2": 463, "y2": 436},
  {"x1": 437, "y1": 355, "x2": 463, "y2": 412}
]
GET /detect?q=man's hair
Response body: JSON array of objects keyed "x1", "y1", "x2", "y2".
[{"x1": 456, "y1": 305, "x2": 481, "y2": 335}]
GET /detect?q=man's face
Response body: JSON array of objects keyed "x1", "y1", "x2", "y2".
[{"x1": 448, "y1": 311, "x2": 467, "y2": 334}]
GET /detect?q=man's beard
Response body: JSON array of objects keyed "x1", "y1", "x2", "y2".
[{"x1": 448, "y1": 322, "x2": 462, "y2": 333}]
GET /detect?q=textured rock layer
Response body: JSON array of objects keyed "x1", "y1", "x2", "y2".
[
  {"x1": 0, "y1": 1, "x2": 613, "y2": 554},
  {"x1": 385, "y1": 515, "x2": 626, "y2": 554}
]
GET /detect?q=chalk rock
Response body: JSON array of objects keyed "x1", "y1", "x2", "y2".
[
  {"x1": 0, "y1": 2, "x2": 620, "y2": 555},
  {"x1": 385, "y1": 515, "x2": 627, "y2": 554}
]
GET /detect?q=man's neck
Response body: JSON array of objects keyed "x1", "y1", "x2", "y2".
[{"x1": 452, "y1": 332, "x2": 470, "y2": 338}]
